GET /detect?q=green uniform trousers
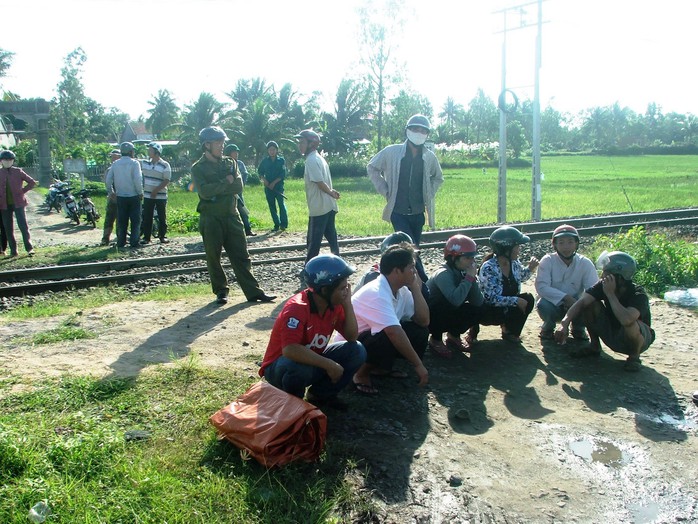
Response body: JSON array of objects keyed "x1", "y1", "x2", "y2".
[{"x1": 199, "y1": 213, "x2": 263, "y2": 300}]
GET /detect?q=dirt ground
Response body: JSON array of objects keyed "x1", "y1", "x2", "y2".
[{"x1": 1, "y1": 195, "x2": 697, "y2": 523}]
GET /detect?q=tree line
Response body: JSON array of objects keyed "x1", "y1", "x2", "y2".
[{"x1": 2, "y1": 45, "x2": 697, "y2": 172}]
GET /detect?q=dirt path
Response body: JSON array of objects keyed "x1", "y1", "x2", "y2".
[{"x1": 2, "y1": 193, "x2": 697, "y2": 522}]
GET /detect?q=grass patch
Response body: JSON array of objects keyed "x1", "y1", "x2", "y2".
[
  {"x1": 29, "y1": 315, "x2": 96, "y2": 345},
  {"x1": 0, "y1": 366, "x2": 371, "y2": 524},
  {"x1": 588, "y1": 226, "x2": 698, "y2": 295},
  {"x1": 0, "y1": 283, "x2": 211, "y2": 321}
]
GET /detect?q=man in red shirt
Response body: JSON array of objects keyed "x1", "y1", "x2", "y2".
[{"x1": 259, "y1": 255, "x2": 366, "y2": 410}]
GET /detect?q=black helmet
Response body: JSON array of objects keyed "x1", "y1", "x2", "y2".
[
  {"x1": 597, "y1": 251, "x2": 637, "y2": 280},
  {"x1": 198, "y1": 126, "x2": 228, "y2": 144},
  {"x1": 266, "y1": 141, "x2": 279, "y2": 150},
  {"x1": 406, "y1": 114, "x2": 431, "y2": 132},
  {"x1": 0, "y1": 150, "x2": 16, "y2": 160},
  {"x1": 120, "y1": 142, "x2": 135, "y2": 155},
  {"x1": 224, "y1": 144, "x2": 240, "y2": 155},
  {"x1": 380, "y1": 231, "x2": 414, "y2": 254},
  {"x1": 302, "y1": 254, "x2": 355, "y2": 292},
  {"x1": 490, "y1": 226, "x2": 530, "y2": 256}
]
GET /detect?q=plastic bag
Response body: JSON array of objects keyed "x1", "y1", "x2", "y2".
[
  {"x1": 209, "y1": 381, "x2": 327, "y2": 468},
  {"x1": 664, "y1": 288, "x2": 698, "y2": 307}
]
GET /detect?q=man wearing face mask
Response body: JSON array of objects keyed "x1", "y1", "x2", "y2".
[
  {"x1": 0, "y1": 150, "x2": 37, "y2": 257},
  {"x1": 367, "y1": 114, "x2": 443, "y2": 282}
]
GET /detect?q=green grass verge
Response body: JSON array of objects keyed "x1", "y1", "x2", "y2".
[
  {"x1": 0, "y1": 363, "x2": 371, "y2": 523},
  {"x1": 0, "y1": 283, "x2": 210, "y2": 321}
]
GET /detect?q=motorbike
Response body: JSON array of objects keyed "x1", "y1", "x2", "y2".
[
  {"x1": 77, "y1": 189, "x2": 100, "y2": 228},
  {"x1": 57, "y1": 185, "x2": 81, "y2": 225},
  {"x1": 45, "y1": 180, "x2": 69, "y2": 213}
]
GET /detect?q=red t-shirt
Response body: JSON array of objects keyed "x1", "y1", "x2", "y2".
[{"x1": 259, "y1": 290, "x2": 346, "y2": 376}]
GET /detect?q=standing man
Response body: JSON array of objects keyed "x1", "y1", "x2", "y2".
[
  {"x1": 346, "y1": 243, "x2": 430, "y2": 395},
  {"x1": 259, "y1": 255, "x2": 366, "y2": 410},
  {"x1": 191, "y1": 126, "x2": 275, "y2": 305},
  {"x1": 105, "y1": 142, "x2": 143, "y2": 249},
  {"x1": 555, "y1": 251, "x2": 655, "y2": 372},
  {"x1": 535, "y1": 224, "x2": 599, "y2": 340},
  {"x1": 257, "y1": 140, "x2": 287, "y2": 232},
  {"x1": 0, "y1": 150, "x2": 37, "y2": 257},
  {"x1": 367, "y1": 114, "x2": 444, "y2": 251},
  {"x1": 224, "y1": 143, "x2": 255, "y2": 237},
  {"x1": 100, "y1": 149, "x2": 121, "y2": 246},
  {"x1": 140, "y1": 141, "x2": 172, "y2": 244},
  {"x1": 295, "y1": 129, "x2": 340, "y2": 263}
]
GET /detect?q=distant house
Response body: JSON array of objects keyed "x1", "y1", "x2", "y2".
[{"x1": 119, "y1": 121, "x2": 155, "y2": 143}]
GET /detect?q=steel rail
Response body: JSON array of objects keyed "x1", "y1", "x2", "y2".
[{"x1": 1, "y1": 209, "x2": 697, "y2": 298}]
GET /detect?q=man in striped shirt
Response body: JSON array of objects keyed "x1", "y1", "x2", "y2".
[{"x1": 141, "y1": 141, "x2": 172, "y2": 244}]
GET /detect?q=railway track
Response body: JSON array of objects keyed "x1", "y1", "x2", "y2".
[{"x1": 1, "y1": 208, "x2": 697, "y2": 298}]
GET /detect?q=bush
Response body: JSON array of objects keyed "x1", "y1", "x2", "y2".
[
  {"x1": 167, "y1": 207, "x2": 199, "y2": 234},
  {"x1": 589, "y1": 226, "x2": 698, "y2": 295}
]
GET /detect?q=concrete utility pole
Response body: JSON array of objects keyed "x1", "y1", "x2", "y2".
[
  {"x1": 531, "y1": 0, "x2": 543, "y2": 221},
  {"x1": 495, "y1": 0, "x2": 545, "y2": 223}
]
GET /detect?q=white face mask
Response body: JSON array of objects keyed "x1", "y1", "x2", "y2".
[
  {"x1": 406, "y1": 130, "x2": 427, "y2": 146},
  {"x1": 1, "y1": 160, "x2": 13, "y2": 169}
]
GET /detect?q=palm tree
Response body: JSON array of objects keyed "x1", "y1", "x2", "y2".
[
  {"x1": 322, "y1": 79, "x2": 373, "y2": 154},
  {"x1": 0, "y1": 48, "x2": 14, "y2": 79},
  {"x1": 439, "y1": 97, "x2": 465, "y2": 144},
  {"x1": 172, "y1": 92, "x2": 225, "y2": 158},
  {"x1": 146, "y1": 89, "x2": 180, "y2": 138}
]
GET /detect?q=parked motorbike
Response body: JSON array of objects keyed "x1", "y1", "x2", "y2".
[
  {"x1": 58, "y1": 185, "x2": 81, "y2": 225},
  {"x1": 77, "y1": 189, "x2": 100, "y2": 228},
  {"x1": 45, "y1": 181, "x2": 69, "y2": 213}
]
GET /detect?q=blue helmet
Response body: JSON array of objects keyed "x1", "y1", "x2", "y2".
[
  {"x1": 198, "y1": 126, "x2": 228, "y2": 144},
  {"x1": 303, "y1": 255, "x2": 355, "y2": 291}
]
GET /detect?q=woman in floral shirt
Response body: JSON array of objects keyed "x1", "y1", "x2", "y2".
[{"x1": 468, "y1": 226, "x2": 539, "y2": 343}]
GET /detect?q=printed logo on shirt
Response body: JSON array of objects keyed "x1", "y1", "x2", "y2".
[
  {"x1": 306, "y1": 333, "x2": 329, "y2": 351},
  {"x1": 287, "y1": 317, "x2": 300, "y2": 329}
]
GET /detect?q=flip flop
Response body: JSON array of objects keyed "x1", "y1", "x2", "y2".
[
  {"x1": 352, "y1": 381, "x2": 379, "y2": 395},
  {"x1": 429, "y1": 340, "x2": 453, "y2": 358},
  {"x1": 446, "y1": 337, "x2": 471, "y2": 353},
  {"x1": 370, "y1": 369, "x2": 408, "y2": 379}
]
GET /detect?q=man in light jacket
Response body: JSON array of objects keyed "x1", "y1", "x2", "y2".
[{"x1": 105, "y1": 142, "x2": 143, "y2": 249}]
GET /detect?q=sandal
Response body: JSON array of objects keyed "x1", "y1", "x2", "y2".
[
  {"x1": 352, "y1": 381, "x2": 379, "y2": 395},
  {"x1": 429, "y1": 340, "x2": 453, "y2": 358},
  {"x1": 446, "y1": 337, "x2": 471, "y2": 353}
]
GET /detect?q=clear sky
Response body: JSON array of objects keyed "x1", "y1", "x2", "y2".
[{"x1": 3, "y1": 0, "x2": 697, "y2": 121}]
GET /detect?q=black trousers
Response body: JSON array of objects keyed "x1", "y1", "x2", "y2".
[
  {"x1": 469, "y1": 292, "x2": 535, "y2": 338},
  {"x1": 358, "y1": 320, "x2": 429, "y2": 371}
]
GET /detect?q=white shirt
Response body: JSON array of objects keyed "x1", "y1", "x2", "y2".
[
  {"x1": 304, "y1": 150, "x2": 338, "y2": 217},
  {"x1": 105, "y1": 156, "x2": 143, "y2": 198},
  {"x1": 534, "y1": 252, "x2": 599, "y2": 306},
  {"x1": 351, "y1": 274, "x2": 415, "y2": 335}
]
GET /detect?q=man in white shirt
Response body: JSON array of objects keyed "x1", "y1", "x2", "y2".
[
  {"x1": 295, "y1": 129, "x2": 340, "y2": 264},
  {"x1": 535, "y1": 224, "x2": 599, "y2": 341},
  {"x1": 348, "y1": 243, "x2": 430, "y2": 394}
]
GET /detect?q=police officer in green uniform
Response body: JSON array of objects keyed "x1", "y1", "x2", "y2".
[{"x1": 191, "y1": 126, "x2": 276, "y2": 305}]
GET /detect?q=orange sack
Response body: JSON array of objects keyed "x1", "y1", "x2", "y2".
[{"x1": 209, "y1": 381, "x2": 327, "y2": 468}]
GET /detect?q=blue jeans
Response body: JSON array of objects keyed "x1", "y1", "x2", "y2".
[
  {"x1": 305, "y1": 210, "x2": 339, "y2": 263},
  {"x1": 536, "y1": 297, "x2": 586, "y2": 334},
  {"x1": 263, "y1": 341, "x2": 366, "y2": 399},
  {"x1": 116, "y1": 196, "x2": 142, "y2": 248},
  {"x1": 264, "y1": 187, "x2": 288, "y2": 229}
]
